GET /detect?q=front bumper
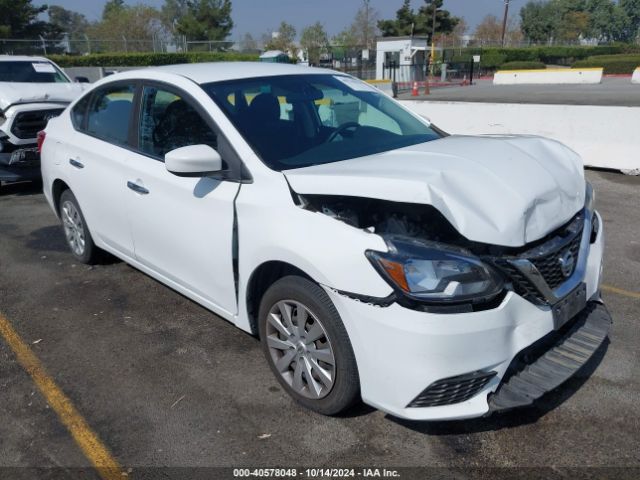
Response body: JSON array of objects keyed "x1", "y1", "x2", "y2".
[{"x1": 325, "y1": 211, "x2": 606, "y2": 421}]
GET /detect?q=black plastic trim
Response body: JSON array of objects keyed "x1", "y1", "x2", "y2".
[
  {"x1": 488, "y1": 301, "x2": 611, "y2": 413},
  {"x1": 407, "y1": 370, "x2": 497, "y2": 408}
]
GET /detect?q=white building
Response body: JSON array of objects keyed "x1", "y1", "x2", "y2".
[{"x1": 375, "y1": 36, "x2": 436, "y2": 83}]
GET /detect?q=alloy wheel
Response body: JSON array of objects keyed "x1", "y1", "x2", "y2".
[
  {"x1": 61, "y1": 200, "x2": 85, "y2": 257},
  {"x1": 266, "y1": 300, "x2": 336, "y2": 399}
]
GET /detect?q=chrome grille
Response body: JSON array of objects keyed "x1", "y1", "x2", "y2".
[
  {"x1": 407, "y1": 371, "x2": 496, "y2": 408},
  {"x1": 491, "y1": 213, "x2": 586, "y2": 305},
  {"x1": 530, "y1": 231, "x2": 582, "y2": 290},
  {"x1": 10, "y1": 109, "x2": 64, "y2": 139}
]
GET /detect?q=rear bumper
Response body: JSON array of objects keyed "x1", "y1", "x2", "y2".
[
  {"x1": 0, "y1": 148, "x2": 41, "y2": 182},
  {"x1": 324, "y1": 212, "x2": 606, "y2": 421}
]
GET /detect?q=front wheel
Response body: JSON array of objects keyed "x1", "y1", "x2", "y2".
[
  {"x1": 59, "y1": 189, "x2": 99, "y2": 264},
  {"x1": 258, "y1": 275, "x2": 360, "y2": 415}
]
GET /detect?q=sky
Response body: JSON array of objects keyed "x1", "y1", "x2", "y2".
[{"x1": 35, "y1": 0, "x2": 526, "y2": 39}]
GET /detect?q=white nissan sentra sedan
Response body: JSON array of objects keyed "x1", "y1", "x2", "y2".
[{"x1": 40, "y1": 63, "x2": 610, "y2": 421}]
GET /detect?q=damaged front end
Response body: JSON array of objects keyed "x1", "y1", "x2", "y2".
[
  {"x1": 296, "y1": 186, "x2": 596, "y2": 316},
  {"x1": 0, "y1": 107, "x2": 64, "y2": 183}
]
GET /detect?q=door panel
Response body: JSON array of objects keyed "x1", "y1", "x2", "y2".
[
  {"x1": 126, "y1": 159, "x2": 239, "y2": 314},
  {"x1": 126, "y1": 84, "x2": 239, "y2": 315},
  {"x1": 63, "y1": 84, "x2": 136, "y2": 257}
]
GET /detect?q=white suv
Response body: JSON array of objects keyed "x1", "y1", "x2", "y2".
[
  {"x1": 41, "y1": 63, "x2": 610, "y2": 421},
  {"x1": 0, "y1": 55, "x2": 86, "y2": 188}
]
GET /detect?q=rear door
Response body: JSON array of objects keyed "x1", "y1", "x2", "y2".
[
  {"x1": 124, "y1": 83, "x2": 240, "y2": 316},
  {"x1": 61, "y1": 82, "x2": 137, "y2": 258}
]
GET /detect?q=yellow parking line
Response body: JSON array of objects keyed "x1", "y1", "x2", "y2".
[
  {"x1": 602, "y1": 284, "x2": 640, "y2": 300},
  {"x1": 0, "y1": 312, "x2": 125, "y2": 480}
]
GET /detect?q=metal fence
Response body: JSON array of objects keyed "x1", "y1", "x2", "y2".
[
  {"x1": 0, "y1": 36, "x2": 198, "y2": 56},
  {"x1": 315, "y1": 45, "x2": 377, "y2": 80}
]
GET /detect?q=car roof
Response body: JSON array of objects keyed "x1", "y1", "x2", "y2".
[
  {"x1": 147, "y1": 62, "x2": 340, "y2": 84},
  {"x1": 0, "y1": 55, "x2": 52, "y2": 63}
]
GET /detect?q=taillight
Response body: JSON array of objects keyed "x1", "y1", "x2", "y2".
[{"x1": 37, "y1": 130, "x2": 46, "y2": 153}]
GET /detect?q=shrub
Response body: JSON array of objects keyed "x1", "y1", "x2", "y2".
[
  {"x1": 444, "y1": 44, "x2": 640, "y2": 69},
  {"x1": 499, "y1": 61, "x2": 546, "y2": 70},
  {"x1": 47, "y1": 51, "x2": 259, "y2": 68},
  {"x1": 573, "y1": 54, "x2": 640, "y2": 74},
  {"x1": 479, "y1": 51, "x2": 507, "y2": 69}
]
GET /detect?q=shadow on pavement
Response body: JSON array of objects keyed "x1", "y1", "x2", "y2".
[{"x1": 0, "y1": 180, "x2": 42, "y2": 196}]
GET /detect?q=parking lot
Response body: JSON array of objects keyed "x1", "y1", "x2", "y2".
[{"x1": 0, "y1": 169, "x2": 639, "y2": 478}]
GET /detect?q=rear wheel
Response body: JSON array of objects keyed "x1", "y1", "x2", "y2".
[
  {"x1": 259, "y1": 275, "x2": 360, "y2": 415},
  {"x1": 59, "y1": 189, "x2": 99, "y2": 264}
]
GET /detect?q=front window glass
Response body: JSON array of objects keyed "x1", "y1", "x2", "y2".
[
  {"x1": 139, "y1": 86, "x2": 217, "y2": 159},
  {"x1": 86, "y1": 84, "x2": 135, "y2": 145},
  {"x1": 203, "y1": 74, "x2": 442, "y2": 171},
  {"x1": 0, "y1": 61, "x2": 69, "y2": 83}
]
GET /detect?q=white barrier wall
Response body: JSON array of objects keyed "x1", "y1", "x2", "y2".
[
  {"x1": 494, "y1": 68, "x2": 603, "y2": 85},
  {"x1": 401, "y1": 100, "x2": 640, "y2": 171},
  {"x1": 632, "y1": 68, "x2": 640, "y2": 84}
]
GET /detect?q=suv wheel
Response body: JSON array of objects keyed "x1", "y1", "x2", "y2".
[
  {"x1": 259, "y1": 275, "x2": 360, "y2": 415},
  {"x1": 59, "y1": 189, "x2": 99, "y2": 264}
]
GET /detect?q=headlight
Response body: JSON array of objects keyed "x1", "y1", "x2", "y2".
[
  {"x1": 585, "y1": 181, "x2": 595, "y2": 213},
  {"x1": 366, "y1": 238, "x2": 503, "y2": 303}
]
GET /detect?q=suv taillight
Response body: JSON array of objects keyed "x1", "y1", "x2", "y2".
[{"x1": 37, "y1": 130, "x2": 46, "y2": 153}]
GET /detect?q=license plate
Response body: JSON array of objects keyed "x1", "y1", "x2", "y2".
[
  {"x1": 552, "y1": 283, "x2": 587, "y2": 330},
  {"x1": 9, "y1": 148, "x2": 39, "y2": 167}
]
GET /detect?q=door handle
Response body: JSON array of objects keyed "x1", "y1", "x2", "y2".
[
  {"x1": 127, "y1": 181, "x2": 149, "y2": 195},
  {"x1": 69, "y1": 159, "x2": 84, "y2": 169}
]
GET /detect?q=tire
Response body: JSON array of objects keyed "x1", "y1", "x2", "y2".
[
  {"x1": 258, "y1": 275, "x2": 360, "y2": 415},
  {"x1": 59, "y1": 189, "x2": 99, "y2": 264}
]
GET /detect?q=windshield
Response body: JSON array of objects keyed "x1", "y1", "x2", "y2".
[
  {"x1": 0, "y1": 61, "x2": 69, "y2": 83},
  {"x1": 203, "y1": 74, "x2": 442, "y2": 171}
]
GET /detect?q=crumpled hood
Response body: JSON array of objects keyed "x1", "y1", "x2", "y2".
[
  {"x1": 284, "y1": 135, "x2": 585, "y2": 247},
  {"x1": 0, "y1": 82, "x2": 87, "y2": 111}
]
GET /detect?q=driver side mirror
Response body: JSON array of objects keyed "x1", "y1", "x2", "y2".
[{"x1": 165, "y1": 145, "x2": 223, "y2": 177}]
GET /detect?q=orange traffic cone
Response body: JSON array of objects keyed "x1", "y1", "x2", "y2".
[
  {"x1": 411, "y1": 81, "x2": 419, "y2": 96},
  {"x1": 462, "y1": 75, "x2": 468, "y2": 86}
]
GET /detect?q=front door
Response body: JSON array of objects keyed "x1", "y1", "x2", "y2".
[{"x1": 125, "y1": 84, "x2": 240, "y2": 316}]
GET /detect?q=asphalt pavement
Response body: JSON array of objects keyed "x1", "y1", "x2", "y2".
[{"x1": 0, "y1": 170, "x2": 639, "y2": 479}]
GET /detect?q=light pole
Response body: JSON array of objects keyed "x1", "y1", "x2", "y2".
[
  {"x1": 501, "y1": 0, "x2": 511, "y2": 47},
  {"x1": 430, "y1": 1, "x2": 437, "y2": 63}
]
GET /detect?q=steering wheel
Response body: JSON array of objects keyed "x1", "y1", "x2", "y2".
[{"x1": 326, "y1": 122, "x2": 360, "y2": 142}]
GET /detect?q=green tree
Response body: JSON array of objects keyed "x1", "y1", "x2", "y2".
[
  {"x1": 351, "y1": 0, "x2": 379, "y2": 49},
  {"x1": 414, "y1": 0, "x2": 460, "y2": 42},
  {"x1": 378, "y1": 0, "x2": 415, "y2": 37},
  {"x1": 473, "y1": 14, "x2": 503, "y2": 44},
  {"x1": 88, "y1": 4, "x2": 167, "y2": 52},
  {"x1": 332, "y1": 28, "x2": 359, "y2": 48},
  {"x1": 48, "y1": 6, "x2": 89, "y2": 38},
  {"x1": 265, "y1": 21, "x2": 298, "y2": 57},
  {"x1": 102, "y1": 0, "x2": 126, "y2": 21},
  {"x1": 0, "y1": 0, "x2": 61, "y2": 38},
  {"x1": 520, "y1": 1, "x2": 559, "y2": 43},
  {"x1": 378, "y1": 0, "x2": 459, "y2": 41},
  {"x1": 585, "y1": 0, "x2": 615, "y2": 40},
  {"x1": 333, "y1": 0, "x2": 379, "y2": 51},
  {"x1": 619, "y1": 0, "x2": 640, "y2": 42},
  {"x1": 161, "y1": 0, "x2": 189, "y2": 34},
  {"x1": 300, "y1": 22, "x2": 329, "y2": 65},
  {"x1": 175, "y1": 0, "x2": 233, "y2": 41}
]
